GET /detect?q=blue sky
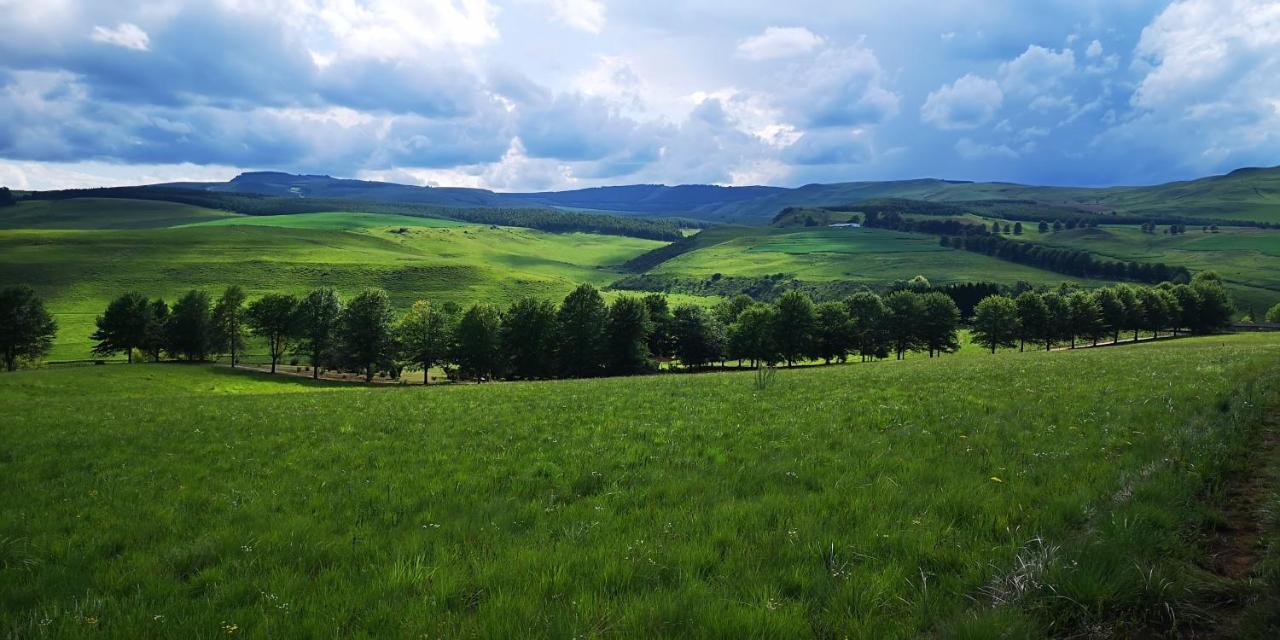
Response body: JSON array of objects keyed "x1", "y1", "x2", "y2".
[{"x1": 0, "y1": 0, "x2": 1277, "y2": 191}]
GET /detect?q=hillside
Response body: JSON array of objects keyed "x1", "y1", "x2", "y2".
[{"x1": 3, "y1": 335, "x2": 1278, "y2": 637}]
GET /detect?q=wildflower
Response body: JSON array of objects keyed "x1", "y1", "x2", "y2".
[
  {"x1": 222, "y1": 622, "x2": 239, "y2": 634},
  {"x1": 84, "y1": 617, "x2": 99, "y2": 625},
  {"x1": 990, "y1": 476, "x2": 1004, "y2": 483}
]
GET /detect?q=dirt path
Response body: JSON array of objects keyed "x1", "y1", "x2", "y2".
[{"x1": 1201, "y1": 411, "x2": 1279, "y2": 638}]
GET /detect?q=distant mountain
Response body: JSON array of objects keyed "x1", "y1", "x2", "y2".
[{"x1": 38, "y1": 165, "x2": 1280, "y2": 227}]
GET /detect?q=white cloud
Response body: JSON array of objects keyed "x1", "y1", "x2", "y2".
[
  {"x1": 0, "y1": 160, "x2": 241, "y2": 190},
  {"x1": 998, "y1": 45, "x2": 1075, "y2": 97},
  {"x1": 920, "y1": 74, "x2": 1003, "y2": 129},
  {"x1": 1085, "y1": 39, "x2": 1103, "y2": 58},
  {"x1": 736, "y1": 26, "x2": 825, "y2": 61},
  {"x1": 546, "y1": 0, "x2": 606, "y2": 33},
  {"x1": 786, "y1": 43, "x2": 899, "y2": 127},
  {"x1": 90, "y1": 22, "x2": 149, "y2": 51}
]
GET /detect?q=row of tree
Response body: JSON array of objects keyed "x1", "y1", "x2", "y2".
[{"x1": 970, "y1": 273, "x2": 1235, "y2": 353}]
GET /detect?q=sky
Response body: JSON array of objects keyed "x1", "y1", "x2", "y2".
[{"x1": 0, "y1": 0, "x2": 1277, "y2": 192}]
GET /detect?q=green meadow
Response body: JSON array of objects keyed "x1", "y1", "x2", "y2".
[
  {"x1": 2, "y1": 334, "x2": 1278, "y2": 638},
  {"x1": 653, "y1": 226, "x2": 1089, "y2": 286},
  {"x1": 0, "y1": 203, "x2": 666, "y2": 361}
]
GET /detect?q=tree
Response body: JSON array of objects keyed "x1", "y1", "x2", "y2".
[
  {"x1": 1040, "y1": 292, "x2": 1069, "y2": 350},
  {"x1": 398, "y1": 300, "x2": 452, "y2": 384},
  {"x1": 906, "y1": 275, "x2": 931, "y2": 292},
  {"x1": 1114, "y1": 285, "x2": 1144, "y2": 341},
  {"x1": 813, "y1": 301, "x2": 851, "y2": 364},
  {"x1": 772, "y1": 290, "x2": 817, "y2": 366},
  {"x1": 713, "y1": 294, "x2": 755, "y2": 327},
  {"x1": 339, "y1": 289, "x2": 398, "y2": 382},
  {"x1": 1038, "y1": 221, "x2": 1049, "y2": 233},
  {"x1": 1014, "y1": 291, "x2": 1049, "y2": 352},
  {"x1": 1170, "y1": 284, "x2": 1201, "y2": 336},
  {"x1": 671, "y1": 304, "x2": 724, "y2": 369},
  {"x1": 0, "y1": 285, "x2": 57, "y2": 371},
  {"x1": 501, "y1": 297, "x2": 557, "y2": 379},
  {"x1": 884, "y1": 290, "x2": 924, "y2": 360},
  {"x1": 605, "y1": 296, "x2": 653, "y2": 375},
  {"x1": 247, "y1": 294, "x2": 300, "y2": 374},
  {"x1": 1190, "y1": 272, "x2": 1234, "y2": 333},
  {"x1": 211, "y1": 286, "x2": 248, "y2": 367},
  {"x1": 642, "y1": 294, "x2": 674, "y2": 361},
  {"x1": 1013, "y1": 222, "x2": 1023, "y2": 235},
  {"x1": 556, "y1": 284, "x2": 607, "y2": 377},
  {"x1": 728, "y1": 303, "x2": 776, "y2": 368},
  {"x1": 1066, "y1": 291, "x2": 1104, "y2": 347},
  {"x1": 295, "y1": 288, "x2": 343, "y2": 379},
  {"x1": 0, "y1": 187, "x2": 15, "y2": 207},
  {"x1": 845, "y1": 291, "x2": 889, "y2": 361},
  {"x1": 91, "y1": 292, "x2": 151, "y2": 363},
  {"x1": 918, "y1": 292, "x2": 960, "y2": 357},
  {"x1": 166, "y1": 290, "x2": 214, "y2": 361},
  {"x1": 453, "y1": 304, "x2": 503, "y2": 380},
  {"x1": 140, "y1": 299, "x2": 170, "y2": 362},
  {"x1": 1093, "y1": 287, "x2": 1127, "y2": 344},
  {"x1": 1134, "y1": 287, "x2": 1168, "y2": 339},
  {"x1": 971, "y1": 295, "x2": 1020, "y2": 354},
  {"x1": 1266, "y1": 302, "x2": 1280, "y2": 324}
]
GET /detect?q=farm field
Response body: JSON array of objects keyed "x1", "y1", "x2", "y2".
[
  {"x1": 2, "y1": 334, "x2": 1278, "y2": 637},
  {"x1": 0, "y1": 202, "x2": 667, "y2": 361},
  {"x1": 653, "y1": 226, "x2": 1093, "y2": 286},
  {"x1": 1010, "y1": 224, "x2": 1280, "y2": 313}
]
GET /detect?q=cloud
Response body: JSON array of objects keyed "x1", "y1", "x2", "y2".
[
  {"x1": 920, "y1": 74, "x2": 1003, "y2": 130},
  {"x1": 90, "y1": 23, "x2": 149, "y2": 51},
  {"x1": 786, "y1": 44, "x2": 899, "y2": 128},
  {"x1": 998, "y1": 45, "x2": 1075, "y2": 97},
  {"x1": 736, "y1": 27, "x2": 825, "y2": 61},
  {"x1": 781, "y1": 128, "x2": 874, "y2": 165},
  {"x1": 1085, "y1": 39, "x2": 1103, "y2": 58},
  {"x1": 546, "y1": 0, "x2": 606, "y2": 33},
  {"x1": 955, "y1": 138, "x2": 1018, "y2": 160}
]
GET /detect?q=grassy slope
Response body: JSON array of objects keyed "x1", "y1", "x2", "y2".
[
  {"x1": 653, "y1": 226, "x2": 1091, "y2": 286},
  {"x1": 179, "y1": 211, "x2": 468, "y2": 230},
  {"x1": 0, "y1": 212, "x2": 664, "y2": 361},
  {"x1": 1000, "y1": 224, "x2": 1280, "y2": 312},
  {"x1": 2, "y1": 334, "x2": 1278, "y2": 637},
  {"x1": 0, "y1": 198, "x2": 241, "y2": 229}
]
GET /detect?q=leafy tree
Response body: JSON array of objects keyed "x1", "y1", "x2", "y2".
[
  {"x1": 0, "y1": 285, "x2": 57, "y2": 371},
  {"x1": 1093, "y1": 287, "x2": 1127, "y2": 344},
  {"x1": 247, "y1": 294, "x2": 300, "y2": 374},
  {"x1": 211, "y1": 286, "x2": 248, "y2": 367},
  {"x1": 671, "y1": 304, "x2": 725, "y2": 369},
  {"x1": 398, "y1": 300, "x2": 452, "y2": 384},
  {"x1": 166, "y1": 290, "x2": 213, "y2": 361},
  {"x1": 339, "y1": 289, "x2": 398, "y2": 382},
  {"x1": 844, "y1": 291, "x2": 889, "y2": 361},
  {"x1": 1266, "y1": 302, "x2": 1280, "y2": 324},
  {"x1": 971, "y1": 295, "x2": 1020, "y2": 354},
  {"x1": 1134, "y1": 287, "x2": 1168, "y2": 339},
  {"x1": 1040, "y1": 292, "x2": 1069, "y2": 350},
  {"x1": 906, "y1": 275, "x2": 931, "y2": 292},
  {"x1": 501, "y1": 297, "x2": 557, "y2": 379},
  {"x1": 1014, "y1": 291, "x2": 1049, "y2": 352},
  {"x1": 0, "y1": 187, "x2": 15, "y2": 207},
  {"x1": 1066, "y1": 291, "x2": 1104, "y2": 347},
  {"x1": 1013, "y1": 222, "x2": 1023, "y2": 235},
  {"x1": 642, "y1": 294, "x2": 674, "y2": 360},
  {"x1": 556, "y1": 284, "x2": 608, "y2": 377},
  {"x1": 1190, "y1": 272, "x2": 1234, "y2": 333},
  {"x1": 918, "y1": 292, "x2": 961, "y2": 357},
  {"x1": 713, "y1": 294, "x2": 755, "y2": 327},
  {"x1": 1038, "y1": 221, "x2": 1049, "y2": 233},
  {"x1": 884, "y1": 290, "x2": 924, "y2": 360},
  {"x1": 295, "y1": 288, "x2": 343, "y2": 378},
  {"x1": 140, "y1": 299, "x2": 170, "y2": 362},
  {"x1": 91, "y1": 292, "x2": 151, "y2": 363},
  {"x1": 772, "y1": 290, "x2": 817, "y2": 366},
  {"x1": 728, "y1": 303, "x2": 776, "y2": 368},
  {"x1": 1114, "y1": 285, "x2": 1144, "y2": 341},
  {"x1": 1170, "y1": 284, "x2": 1201, "y2": 336},
  {"x1": 605, "y1": 295, "x2": 654, "y2": 375},
  {"x1": 813, "y1": 301, "x2": 851, "y2": 364},
  {"x1": 453, "y1": 304, "x2": 503, "y2": 380}
]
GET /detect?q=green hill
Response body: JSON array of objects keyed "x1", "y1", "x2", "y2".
[
  {"x1": 0, "y1": 198, "x2": 241, "y2": 229},
  {"x1": 2, "y1": 334, "x2": 1277, "y2": 637}
]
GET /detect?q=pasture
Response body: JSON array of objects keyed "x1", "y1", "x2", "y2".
[
  {"x1": 654, "y1": 226, "x2": 1090, "y2": 286},
  {"x1": 0, "y1": 203, "x2": 666, "y2": 361},
  {"x1": 2, "y1": 334, "x2": 1278, "y2": 637}
]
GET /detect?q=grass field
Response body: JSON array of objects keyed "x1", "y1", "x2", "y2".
[
  {"x1": 2, "y1": 334, "x2": 1278, "y2": 637},
  {"x1": 654, "y1": 226, "x2": 1092, "y2": 286},
  {"x1": 1008, "y1": 224, "x2": 1280, "y2": 313},
  {"x1": 0, "y1": 207, "x2": 666, "y2": 361},
  {"x1": 0, "y1": 199, "x2": 241, "y2": 229}
]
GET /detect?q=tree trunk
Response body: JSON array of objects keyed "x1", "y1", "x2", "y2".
[
  {"x1": 990, "y1": 342, "x2": 996, "y2": 354},
  {"x1": 270, "y1": 355, "x2": 277, "y2": 374},
  {"x1": 127, "y1": 348, "x2": 133, "y2": 364},
  {"x1": 1019, "y1": 338, "x2": 1025, "y2": 352},
  {"x1": 312, "y1": 360, "x2": 319, "y2": 379},
  {"x1": 422, "y1": 359, "x2": 430, "y2": 385},
  {"x1": 365, "y1": 365, "x2": 374, "y2": 383}
]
